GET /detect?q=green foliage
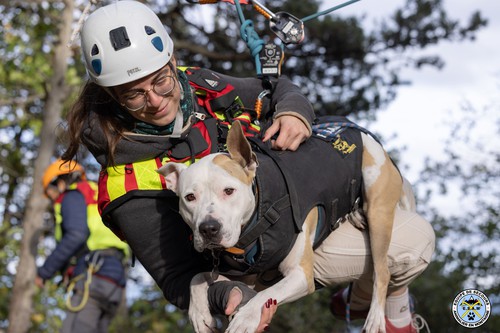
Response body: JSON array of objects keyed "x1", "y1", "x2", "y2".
[
  {"x1": 410, "y1": 104, "x2": 500, "y2": 332},
  {"x1": 109, "y1": 283, "x2": 192, "y2": 333},
  {"x1": 271, "y1": 287, "x2": 348, "y2": 333},
  {"x1": 0, "y1": 0, "x2": 496, "y2": 332},
  {"x1": 30, "y1": 283, "x2": 66, "y2": 333},
  {"x1": 0, "y1": 223, "x2": 21, "y2": 328}
]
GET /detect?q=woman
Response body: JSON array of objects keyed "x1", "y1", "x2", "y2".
[
  {"x1": 63, "y1": 2, "x2": 435, "y2": 332},
  {"x1": 62, "y1": 0, "x2": 312, "y2": 330}
]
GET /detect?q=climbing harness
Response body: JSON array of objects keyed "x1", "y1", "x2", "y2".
[{"x1": 65, "y1": 252, "x2": 105, "y2": 312}]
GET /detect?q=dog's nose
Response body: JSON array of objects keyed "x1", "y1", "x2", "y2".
[{"x1": 199, "y1": 220, "x2": 221, "y2": 240}]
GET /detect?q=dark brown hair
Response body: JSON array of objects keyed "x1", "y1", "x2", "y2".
[{"x1": 62, "y1": 81, "x2": 128, "y2": 167}]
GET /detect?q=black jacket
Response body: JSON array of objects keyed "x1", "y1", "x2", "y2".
[{"x1": 80, "y1": 69, "x2": 315, "y2": 309}]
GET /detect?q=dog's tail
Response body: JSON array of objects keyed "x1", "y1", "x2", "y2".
[{"x1": 398, "y1": 177, "x2": 417, "y2": 212}]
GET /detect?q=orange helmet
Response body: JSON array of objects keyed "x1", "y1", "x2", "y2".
[{"x1": 42, "y1": 159, "x2": 86, "y2": 191}]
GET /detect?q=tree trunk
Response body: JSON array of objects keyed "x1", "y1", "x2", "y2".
[{"x1": 7, "y1": 1, "x2": 74, "y2": 332}]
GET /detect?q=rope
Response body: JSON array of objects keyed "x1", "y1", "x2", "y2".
[
  {"x1": 302, "y1": 0, "x2": 361, "y2": 23},
  {"x1": 233, "y1": 0, "x2": 265, "y2": 76},
  {"x1": 64, "y1": 253, "x2": 104, "y2": 312},
  {"x1": 412, "y1": 313, "x2": 431, "y2": 333}
]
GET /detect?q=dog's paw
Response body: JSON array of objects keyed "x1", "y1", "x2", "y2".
[
  {"x1": 363, "y1": 307, "x2": 386, "y2": 333},
  {"x1": 224, "y1": 298, "x2": 261, "y2": 333},
  {"x1": 189, "y1": 289, "x2": 217, "y2": 333},
  {"x1": 189, "y1": 308, "x2": 217, "y2": 333},
  {"x1": 346, "y1": 209, "x2": 367, "y2": 230}
]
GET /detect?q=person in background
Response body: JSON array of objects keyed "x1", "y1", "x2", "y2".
[{"x1": 36, "y1": 159, "x2": 129, "y2": 333}]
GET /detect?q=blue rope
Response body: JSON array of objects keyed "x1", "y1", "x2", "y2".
[
  {"x1": 240, "y1": 20, "x2": 265, "y2": 75},
  {"x1": 233, "y1": 0, "x2": 265, "y2": 75}
]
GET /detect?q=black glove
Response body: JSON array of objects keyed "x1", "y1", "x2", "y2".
[{"x1": 207, "y1": 281, "x2": 257, "y2": 315}]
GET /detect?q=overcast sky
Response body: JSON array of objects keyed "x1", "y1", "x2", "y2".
[{"x1": 324, "y1": 0, "x2": 499, "y2": 181}]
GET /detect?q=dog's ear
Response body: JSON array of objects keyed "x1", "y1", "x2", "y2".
[
  {"x1": 157, "y1": 162, "x2": 187, "y2": 194},
  {"x1": 227, "y1": 121, "x2": 257, "y2": 174}
]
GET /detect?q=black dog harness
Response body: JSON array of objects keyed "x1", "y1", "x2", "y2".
[{"x1": 215, "y1": 117, "x2": 366, "y2": 277}]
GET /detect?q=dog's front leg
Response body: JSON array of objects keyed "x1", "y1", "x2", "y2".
[
  {"x1": 190, "y1": 272, "x2": 230, "y2": 333},
  {"x1": 226, "y1": 211, "x2": 318, "y2": 333}
]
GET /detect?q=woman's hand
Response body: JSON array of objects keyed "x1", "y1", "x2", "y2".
[{"x1": 262, "y1": 115, "x2": 310, "y2": 151}]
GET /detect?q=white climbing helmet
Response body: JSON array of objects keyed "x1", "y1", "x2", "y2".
[{"x1": 81, "y1": 0, "x2": 174, "y2": 87}]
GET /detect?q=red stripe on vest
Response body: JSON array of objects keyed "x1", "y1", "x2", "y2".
[
  {"x1": 124, "y1": 163, "x2": 138, "y2": 192},
  {"x1": 98, "y1": 170, "x2": 110, "y2": 215},
  {"x1": 189, "y1": 82, "x2": 236, "y2": 118},
  {"x1": 155, "y1": 157, "x2": 167, "y2": 189},
  {"x1": 195, "y1": 121, "x2": 212, "y2": 154},
  {"x1": 168, "y1": 122, "x2": 213, "y2": 163},
  {"x1": 75, "y1": 182, "x2": 97, "y2": 205}
]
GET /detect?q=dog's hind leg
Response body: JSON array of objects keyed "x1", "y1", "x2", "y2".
[{"x1": 360, "y1": 133, "x2": 403, "y2": 333}]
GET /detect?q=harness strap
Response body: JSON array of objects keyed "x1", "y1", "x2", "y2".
[
  {"x1": 235, "y1": 194, "x2": 291, "y2": 249},
  {"x1": 89, "y1": 248, "x2": 125, "y2": 261},
  {"x1": 64, "y1": 253, "x2": 104, "y2": 312},
  {"x1": 249, "y1": 138, "x2": 303, "y2": 231}
]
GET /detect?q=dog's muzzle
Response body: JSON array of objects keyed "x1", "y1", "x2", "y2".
[{"x1": 199, "y1": 219, "x2": 222, "y2": 244}]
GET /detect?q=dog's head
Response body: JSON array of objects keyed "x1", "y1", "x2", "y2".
[{"x1": 157, "y1": 121, "x2": 258, "y2": 252}]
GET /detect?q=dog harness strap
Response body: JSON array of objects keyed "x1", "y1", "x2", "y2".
[
  {"x1": 249, "y1": 138, "x2": 303, "y2": 231},
  {"x1": 236, "y1": 194, "x2": 291, "y2": 248}
]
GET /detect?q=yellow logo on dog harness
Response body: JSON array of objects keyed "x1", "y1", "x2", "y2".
[{"x1": 332, "y1": 135, "x2": 356, "y2": 155}]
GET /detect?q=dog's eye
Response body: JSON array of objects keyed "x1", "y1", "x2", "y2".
[
  {"x1": 224, "y1": 188, "x2": 235, "y2": 196},
  {"x1": 185, "y1": 193, "x2": 196, "y2": 202}
]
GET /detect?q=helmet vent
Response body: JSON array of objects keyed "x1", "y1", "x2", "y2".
[
  {"x1": 91, "y1": 44, "x2": 99, "y2": 56},
  {"x1": 151, "y1": 37, "x2": 164, "y2": 52},
  {"x1": 91, "y1": 60, "x2": 102, "y2": 75},
  {"x1": 145, "y1": 26, "x2": 156, "y2": 35},
  {"x1": 109, "y1": 26, "x2": 131, "y2": 51}
]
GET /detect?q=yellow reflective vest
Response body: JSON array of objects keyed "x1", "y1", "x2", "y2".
[
  {"x1": 97, "y1": 67, "x2": 260, "y2": 224},
  {"x1": 54, "y1": 180, "x2": 128, "y2": 253}
]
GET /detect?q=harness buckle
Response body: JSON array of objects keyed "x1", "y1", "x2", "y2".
[
  {"x1": 194, "y1": 112, "x2": 206, "y2": 120},
  {"x1": 224, "y1": 101, "x2": 243, "y2": 123}
]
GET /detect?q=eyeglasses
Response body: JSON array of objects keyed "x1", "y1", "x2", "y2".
[{"x1": 119, "y1": 69, "x2": 177, "y2": 112}]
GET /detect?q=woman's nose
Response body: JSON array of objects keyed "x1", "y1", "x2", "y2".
[{"x1": 146, "y1": 90, "x2": 164, "y2": 107}]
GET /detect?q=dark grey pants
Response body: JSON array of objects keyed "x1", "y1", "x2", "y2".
[{"x1": 62, "y1": 275, "x2": 124, "y2": 333}]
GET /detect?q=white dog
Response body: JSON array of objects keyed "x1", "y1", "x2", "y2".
[{"x1": 158, "y1": 119, "x2": 411, "y2": 333}]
